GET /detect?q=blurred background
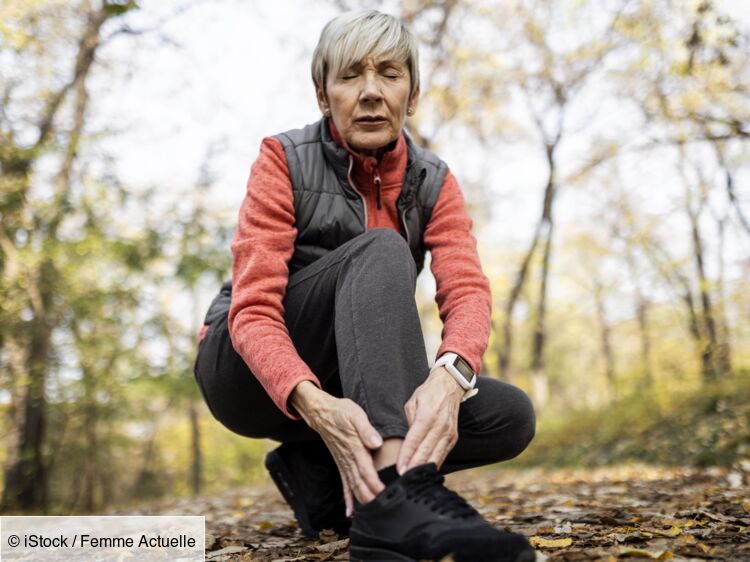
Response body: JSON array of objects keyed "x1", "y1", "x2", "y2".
[{"x1": 1, "y1": 0, "x2": 748, "y2": 514}]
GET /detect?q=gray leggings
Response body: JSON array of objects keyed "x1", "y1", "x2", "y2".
[{"x1": 194, "y1": 228, "x2": 535, "y2": 474}]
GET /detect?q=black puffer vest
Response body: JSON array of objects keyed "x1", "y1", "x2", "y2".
[
  {"x1": 201, "y1": 119, "x2": 448, "y2": 328},
  {"x1": 276, "y1": 118, "x2": 448, "y2": 275}
]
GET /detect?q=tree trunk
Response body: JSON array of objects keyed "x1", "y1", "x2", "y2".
[
  {"x1": 189, "y1": 397, "x2": 202, "y2": 496},
  {"x1": 529, "y1": 220, "x2": 553, "y2": 408},
  {"x1": 499, "y1": 141, "x2": 559, "y2": 382},
  {"x1": 712, "y1": 139, "x2": 750, "y2": 238},
  {"x1": 4, "y1": 330, "x2": 49, "y2": 512},
  {"x1": 641, "y1": 240, "x2": 708, "y2": 384},
  {"x1": 714, "y1": 212, "x2": 732, "y2": 376},
  {"x1": 688, "y1": 203, "x2": 729, "y2": 380},
  {"x1": 75, "y1": 364, "x2": 98, "y2": 513},
  {"x1": 528, "y1": 143, "x2": 558, "y2": 407},
  {"x1": 625, "y1": 252, "x2": 653, "y2": 387},
  {"x1": 498, "y1": 220, "x2": 542, "y2": 379},
  {"x1": 593, "y1": 278, "x2": 617, "y2": 398}
]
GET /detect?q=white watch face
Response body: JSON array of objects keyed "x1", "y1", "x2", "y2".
[{"x1": 452, "y1": 357, "x2": 474, "y2": 383}]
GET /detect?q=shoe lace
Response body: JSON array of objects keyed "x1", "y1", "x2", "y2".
[{"x1": 404, "y1": 468, "x2": 479, "y2": 519}]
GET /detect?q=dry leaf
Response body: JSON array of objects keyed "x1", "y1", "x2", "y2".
[
  {"x1": 529, "y1": 536, "x2": 573, "y2": 548},
  {"x1": 315, "y1": 539, "x2": 349, "y2": 553},
  {"x1": 207, "y1": 545, "x2": 250, "y2": 559},
  {"x1": 618, "y1": 548, "x2": 674, "y2": 559},
  {"x1": 651, "y1": 525, "x2": 682, "y2": 537}
]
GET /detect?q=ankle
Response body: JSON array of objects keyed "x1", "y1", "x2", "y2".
[
  {"x1": 372, "y1": 437, "x2": 403, "y2": 470},
  {"x1": 376, "y1": 464, "x2": 400, "y2": 486}
]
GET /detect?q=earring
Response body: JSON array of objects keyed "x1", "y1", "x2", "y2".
[
  {"x1": 323, "y1": 109, "x2": 331, "y2": 117},
  {"x1": 407, "y1": 107, "x2": 414, "y2": 115}
]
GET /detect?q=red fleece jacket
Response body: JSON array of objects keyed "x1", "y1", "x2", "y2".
[{"x1": 201, "y1": 119, "x2": 492, "y2": 419}]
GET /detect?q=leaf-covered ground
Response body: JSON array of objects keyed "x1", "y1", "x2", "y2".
[{"x1": 112, "y1": 463, "x2": 750, "y2": 561}]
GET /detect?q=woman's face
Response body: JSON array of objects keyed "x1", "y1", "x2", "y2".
[{"x1": 317, "y1": 56, "x2": 419, "y2": 156}]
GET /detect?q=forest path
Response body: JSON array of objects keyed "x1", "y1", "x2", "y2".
[{"x1": 113, "y1": 464, "x2": 750, "y2": 561}]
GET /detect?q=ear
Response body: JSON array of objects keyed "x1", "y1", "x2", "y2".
[
  {"x1": 316, "y1": 86, "x2": 330, "y2": 116},
  {"x1": 407, "y1": 85, "x2": 420, "y2": 115}
]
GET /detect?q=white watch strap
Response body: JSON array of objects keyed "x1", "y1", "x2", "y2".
[{"x1": 431, "y1": 352, "x2": 477, "y2": 392}]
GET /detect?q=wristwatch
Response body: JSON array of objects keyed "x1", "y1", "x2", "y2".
[{"x1": 431, "y1": 352, "x2": 479, "y2": 402}]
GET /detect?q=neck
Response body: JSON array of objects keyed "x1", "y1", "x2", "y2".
[{"x1": 351, "y1": 138, "x2": 399, "y2": 162}]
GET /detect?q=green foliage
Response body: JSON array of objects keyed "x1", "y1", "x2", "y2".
[
  {"x1": 507, "y1": 372, "x2": 750, "y2": 469},
  {"x1": 104, "y1": 1, "x2": 138, "y2": 17}
]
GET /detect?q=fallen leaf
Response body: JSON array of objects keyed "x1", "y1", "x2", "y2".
[
  {"x1": 207, "y1": 545, "x2": 250, "y2": 559},
  {"x1": 675, "y1": 534, "x2": 697, "y2": 545},
  {"x1": 315, "y1": 539, "x2": 350, "y2": 553},
  {"x1": 650, "y1": 525, "x2": 682, "y2": 537},
  {"x1": 529, "y1": 536, "x2": 573, "y2": 548},
  {"x1": 618, "y1": 547, "x2": 674, "y2": 559}
]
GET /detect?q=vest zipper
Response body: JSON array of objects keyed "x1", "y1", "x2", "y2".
[
  {"x1": 401, "y1": 205, "x2": 410, "y2": 247},
  {"x1": 347, "y1": 156, "x2": 368, "y2": 230},
  {"x1": 374, "y1": 170, "x2": 382, "y2": 210}
]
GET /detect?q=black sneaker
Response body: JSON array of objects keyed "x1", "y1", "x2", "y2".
[
  {"x1": 265, "y1": 440, "x2": 351, "y2": 539},
  {"x1": 349, "y1": 463, "x2": 536, "y2": 562}
]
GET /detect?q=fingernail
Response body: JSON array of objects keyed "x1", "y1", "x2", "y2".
[{"x1": 370, "y1": 436, "x2": 382, "y2": 447}]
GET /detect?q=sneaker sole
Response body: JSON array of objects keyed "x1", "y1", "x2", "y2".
[
  {"x1": 350, "y1": 545, "x2": 539, "y2": 562},
  {"x1": 265, "y1": 450, "x2": 317, "y2": 539},
  {"x1": 349, "y1": 546, "x2": 416, "y2": 562}
]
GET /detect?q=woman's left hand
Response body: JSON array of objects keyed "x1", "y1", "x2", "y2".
[{"x1": 396, "y1": 367, "x2": 464, "y2": 474}]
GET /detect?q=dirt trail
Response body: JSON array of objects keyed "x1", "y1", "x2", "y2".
[{"x1": 111, "y1": 464, "x2": 750, "y2": 561}]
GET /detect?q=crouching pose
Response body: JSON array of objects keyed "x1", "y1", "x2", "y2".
[{"x1": 194, "y1": 9, "x2": 537, "y2": 562}]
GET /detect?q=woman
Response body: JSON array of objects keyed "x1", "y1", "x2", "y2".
[{"x1": 194, "y1": 9, "x2": 537, "y2": 562}]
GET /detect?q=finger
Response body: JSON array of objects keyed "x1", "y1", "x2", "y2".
[
  {"x1": 351, "y1": 410, "x2": 383, "y2": 450},
  {"x1": 397, "y1": 416, "x2": 430, "y2": 474},
  {"x1": 427, "y1": 434, "x2": 456, "y2": 470},
  {"x1": 353, "y1": 447, "x2": 385, "y2": 496},
  {"x1": 332, "y1": 455, "x2": 357, "y2": 518},
  {"x1": 342, "y1": 478, "x2": 353, "y2": 518},
  {"x1": 404, "y1": 424, "x2": 443, "y2": 472},
  {"x1": 350, "y1": 468, "x2": 377, "y2": 505}
]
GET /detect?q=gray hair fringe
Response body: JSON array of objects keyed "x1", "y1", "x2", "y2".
[{"x1": 311, "y1": 9, "x2": 420, "y2": 97}]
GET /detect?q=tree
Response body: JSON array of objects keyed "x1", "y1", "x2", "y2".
[{"x1": 0, "y1": 0, "x2": 143, "y2": 512}]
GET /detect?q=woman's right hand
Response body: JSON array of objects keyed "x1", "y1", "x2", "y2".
[{"x1": 290, "y1": 381, "x2": 385, "y2": 517}]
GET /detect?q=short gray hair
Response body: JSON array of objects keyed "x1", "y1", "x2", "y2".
[{"x1": 311, "y1": 10, "x2": 420, "y2": 97}]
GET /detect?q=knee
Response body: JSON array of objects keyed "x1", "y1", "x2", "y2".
[
  {"x1": 479, "y1": 383, "x2": 536, "y2": 462},
  {"x1": 356, "y1": 228, "x2": 416, "y2": 278},
  {"x1": 361, "y1": 227, "x2": 410, "y2": 255},
  {"x1": 503, "y1": 386, "x2": 536, "y2": 459}
]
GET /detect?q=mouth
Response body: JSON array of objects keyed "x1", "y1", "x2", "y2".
[{"x1": 355, "y1": 115, "x2": 388, "y2": 126}]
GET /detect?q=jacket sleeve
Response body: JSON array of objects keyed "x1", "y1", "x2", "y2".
[
  {"x1": 422, "y1": 169, "x2": 493, "y2": 374},
  {"x1": 228, "y1": 137, "x2": 322, "y2": 419}
]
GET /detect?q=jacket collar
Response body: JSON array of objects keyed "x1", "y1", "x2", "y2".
[{"x1": 326, "y1": 117, "x2": 407, "y2": 185}]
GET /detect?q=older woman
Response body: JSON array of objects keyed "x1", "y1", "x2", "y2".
[{"x1": 194, "y1": 9, "x2": 536, "y2": 562}]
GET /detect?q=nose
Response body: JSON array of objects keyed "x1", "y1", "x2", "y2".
[{"x1": 359, "y1": 72, "x2": 382, "y2": 103}]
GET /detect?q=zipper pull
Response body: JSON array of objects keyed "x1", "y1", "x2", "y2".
[{"x1": 374, "y1": 169, "x2": 382, "y2": 210}]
